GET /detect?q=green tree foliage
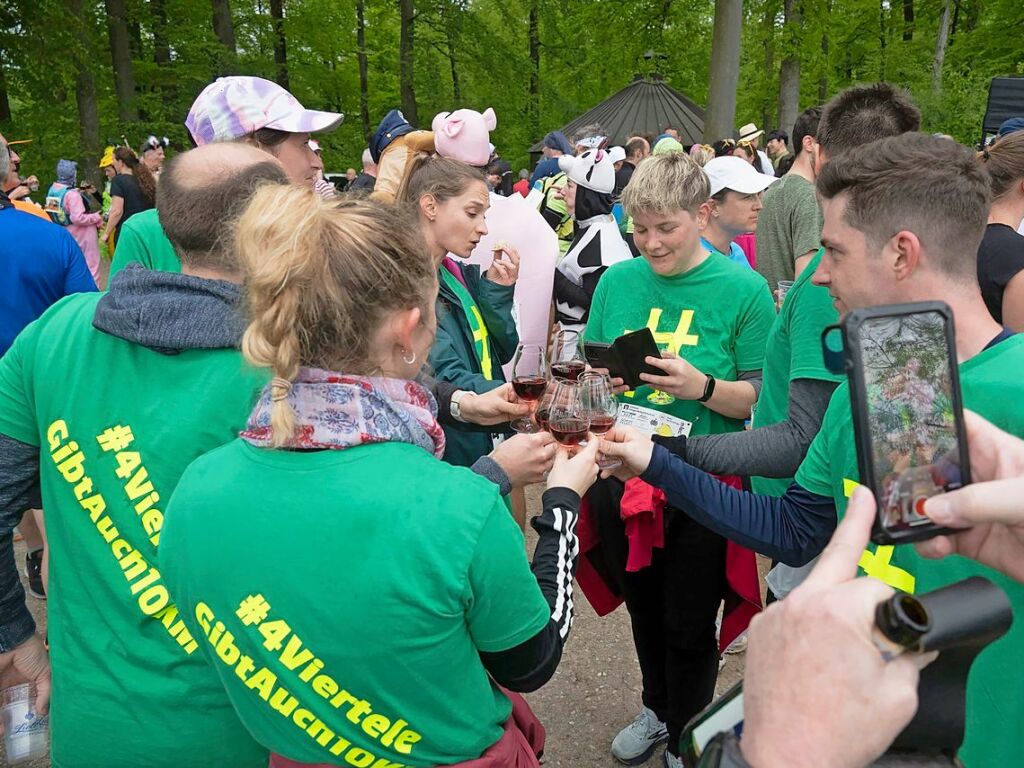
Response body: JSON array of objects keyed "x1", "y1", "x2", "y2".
[{"x1": 1, "y1": 0, "x2": 1021, "y2": 183}]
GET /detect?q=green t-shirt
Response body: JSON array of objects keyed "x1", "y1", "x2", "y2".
[
  {"x1": 0, "y1": 294, "x2": 267, "y2": 768},
  {"x1": 754, "y1": 174, "x2": 823, "y2": 295},
  {"x1": 795, "y1": 333, "x2": 1024, "y2": 766},
  {"x1": 109, "y1": 208, "x2": 182, "y2": 279},
  {"x1": 750, "y1": 249, "x2": 841, "y2": 497},
  {"x1": 585, "y1": 253, "x2": 776, "y2": 436},
  {"x1": 161, "y1": 440, "x2": 550, "y2": 766}
]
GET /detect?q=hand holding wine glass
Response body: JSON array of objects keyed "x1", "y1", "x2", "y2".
[
  {"x1": 580, "y1": 373, "x2": 621, "y2": 469},
  {"x1": 547, "y1": 381, "x2": 591, "y2": 448}
]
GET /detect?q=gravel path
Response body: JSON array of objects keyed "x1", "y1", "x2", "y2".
[{"x1": 4, "y1": 487, "x2": 754, "y2": 767}]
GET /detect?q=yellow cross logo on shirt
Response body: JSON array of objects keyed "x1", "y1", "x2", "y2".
[
  {"x1": 470, "y1": 305, "x2": 493, "y2": 380},
  {"x1": 623, "y1": 308, "x2": 700, "y2": 403},
  {"x1": 843, "y1": 478, "x2": 916, "y2": 593}
]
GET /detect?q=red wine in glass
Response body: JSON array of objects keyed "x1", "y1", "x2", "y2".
[
  {"x1": 535, "y1": 408, "x2": 551, "y2": 431},
  {"x1": 512, "y1": 376, "x2": 548, "y2": 401},
  {"x1": 587, "y1": 413, "x2": 616, "y2": 434},
  {"x1": 551, "y1": 360, "x2": 586, "y2": 381},
  {"x1": 549, "y1": 417, "x2": 589, "y2": 446}
]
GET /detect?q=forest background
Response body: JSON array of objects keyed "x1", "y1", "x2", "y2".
[{"x1": 1, "y1": 0, "x2": 1022, "y2": 185}]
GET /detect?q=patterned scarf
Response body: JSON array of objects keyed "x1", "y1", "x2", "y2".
[{"x1": 241, "y1": 367, "x2": 446, "y2": 458}]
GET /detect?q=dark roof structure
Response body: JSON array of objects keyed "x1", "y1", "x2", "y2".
[
  {"x1": 983, "y1": 77, "x2": 1024, "y2": 142},
  {"x1": 530, "y1": 74, "x2": 706, "y2": 152}
]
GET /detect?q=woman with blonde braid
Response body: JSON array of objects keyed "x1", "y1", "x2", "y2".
[{"x1": 161, "y1": 185, "x2": 599, "y2": 768}]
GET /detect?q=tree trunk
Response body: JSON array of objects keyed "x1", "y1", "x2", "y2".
[
  {"x1": 445, "y1": 12, "x2": 461, "y2": 102},
  {"x1": 902, "y1": 0, "x2": 913, "y2": 40},
  {"x1": 777, "y1": 0, "x2": 801, "y2": 136},
  {"x1": 761, "y1": 2, "x2": 774, "y2": 133},
  {"x1": 877, "y1": 0, "x2": 887, "y2": 79},
  {"x1": 269, "y1": 0, "x2": 289, "y2": 90},
  {"x1": 931, "y1": 0, "x2": 953, "y2": 94},
  {"x1": 69, "y1": 0, "x2": 102, "y2": 187},
  {"x1": 0, "y1": 56, "x2": 10, "y2": 123},
  {"x1": 528, "y1": 0, "x2": 540, "y2": 141},
  {"x1": 104, "y1": 0, "x2": 138, "y2": 122},
  {"x1": 399, "y1": 0, "x2": 418, "y2": 126},
  {"x1": 818, "y1": 0, "x2": 831, "y2": 103},
  {"x1": 704, "y1": 0, "x2": 743, "y2": 142},
  {"x1": 152, "y1": 0, "x2": 170, "y2": 65},
  {"x1": 212, "y1": 0, "x2": 237, "y2": 53},
  {"x1": 356, "y1": 0, "x2": 371, "y2": 143}
]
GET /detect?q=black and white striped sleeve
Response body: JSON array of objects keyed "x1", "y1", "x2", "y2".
[{"x1": 479, "y1": 487, "x2": 581, "y2": 692}]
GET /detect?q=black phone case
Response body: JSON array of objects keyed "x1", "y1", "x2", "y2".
[
  {"x1": 840, "y1": 301, "x2": 970, "y2": 546},
  {"x1": 584, "y1": 329, "x2": 662, "y2": 390}
]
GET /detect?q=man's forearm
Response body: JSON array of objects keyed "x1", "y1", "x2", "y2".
[{"x1": 0, "y1": 435, "x2": 40, "y2": 651}]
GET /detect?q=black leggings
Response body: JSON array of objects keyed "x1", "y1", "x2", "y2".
[{"x1": 590, "y1": 478, "x2": 727, "y2": 756}]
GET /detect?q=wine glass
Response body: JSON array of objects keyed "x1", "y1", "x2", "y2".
[
  {"x1": 580, "y1": 372, "x2": 622, "y2": 469},
  {"x1": 551, "y1": 329, "x2": 587, "y2": 381},
  {"x1": 534, "y1": 381, "x2": 559, "y2": 432},
  {"x1": 547, "y1": 381, "x2": 590, "y2": 447},
  {"x1": 510, "y1": 343, "x2": 548, "y2": 433}
]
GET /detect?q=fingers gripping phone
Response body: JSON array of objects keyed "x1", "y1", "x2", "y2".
[{"x1": 834, "y1": 302, "x2": 970, "y2": 545}]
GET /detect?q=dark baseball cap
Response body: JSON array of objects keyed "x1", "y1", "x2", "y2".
[
  {"x1": 370, "y1": 109, "x2": 415, "y2": 164},
  {"x1": 998, "y1": 117, "x2": 1024, "y2": 137}
]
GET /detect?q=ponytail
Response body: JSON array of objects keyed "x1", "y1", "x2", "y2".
[
  {"x1": 113, "y1": 146, "x2": 157, "y2": 204},
  {"x1": 978, "y1": 132, "x2": 1024, "y2": 200}
]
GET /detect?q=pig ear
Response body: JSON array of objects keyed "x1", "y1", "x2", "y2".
[
  {"x1": 482, "y1": 108, "x2": 497, "y2": 131},
  {"x1": 431, "y1": 112, "x2": 451, "y2": 133}
]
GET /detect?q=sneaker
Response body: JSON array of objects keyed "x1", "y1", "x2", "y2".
[
  {"x1": 612, "y1": 707, "x2": 669, "y2": 765},
  {"x1": 725, "y1": 632, "x2": 748, "y2": 655},
  {"x1": 25, "y1": 549, "x2": 45, "y2": 600},
  {"x1": 663, "y1": 751, "x2": 683, "y2": 768}
]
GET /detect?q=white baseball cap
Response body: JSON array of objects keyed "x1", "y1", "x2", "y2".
[{"x1": 703, "y1": 156, "x2": 778, "y2": 196}]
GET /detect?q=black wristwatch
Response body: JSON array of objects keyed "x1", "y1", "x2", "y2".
[
  {"x1": 697, "y1": 374, "x2": 717, "y2": 402},
  {"x1": 696, "y1": 733, "x2": 750, "y2": 767}
]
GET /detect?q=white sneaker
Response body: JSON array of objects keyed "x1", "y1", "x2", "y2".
[
  {"x1": 612, "y1": 706, "x2": 669, "y2": 765},
  {"x1": 663, "y1": 751, "x2": 683, "y2": 768}
]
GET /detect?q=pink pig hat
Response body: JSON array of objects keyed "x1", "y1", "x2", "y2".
[{"x1": 432, "y1": 107, "x2": 497, "y2": 167}]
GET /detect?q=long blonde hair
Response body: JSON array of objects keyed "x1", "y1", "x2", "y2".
[{"x1": 236, "y1": 185, "x2": 436, "y2": 445}]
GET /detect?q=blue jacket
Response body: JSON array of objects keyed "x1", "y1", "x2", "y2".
[{"x1": 429, "y1": 262, "x2": 518, "y2": 467}]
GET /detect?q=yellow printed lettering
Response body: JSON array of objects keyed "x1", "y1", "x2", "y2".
[
  {"x1": 96, "y1": 514, "x2": 118, "y2": 543},
  {"x1": 196, "y1": 603, "x2": 213, "y2": 634},
  {"x1": 141, "y1": 509, "x2": 163, "y2": 537},
  {"x1": 299, "y1": 658, "x2": 325, "y2": 683},
  {"x1": 114, "y1": 451, "x2": 141, "y2": 480},
  {"x1": 134, "y1": 491, "x2": 159, "y2": 514},
  {"x1": 51, "y1": 440, "x2": 77, "y2": 465},
  {"x1": 269, "y1": 687, "x2": 299, "y2": 717},
  {"x1": 312, "y1": 673, "x2": 339, "y2": 700},
  {"x1": 329, "y1": 736, "x2": 352, "y2": 757},
  {"x1": 81, "y1": 494, "x2": 106, "y2": 521},
  {"x1": 119, "y1": 549, "x2": 147, "y2": 581},
  {"x1": 111, "y1": 538, "x2": 132, "y2": 560},
  {"x1": 393, "y1": 731, "x2": 421, "y2": 755},
  {"x1": 380, "y1": 719, "x2": 408, "y2": 748},
  {"x1": 346, "y1": 699, "x2": 373, "y2": 724},
  {"x1": 331, "y1": 689, "x2": 359, "y2": 710},
  {"x1": 245, "y1": 668, "x2": 277, "y2": 701},
  {"x1": 215, "y1": 630, "x2": 241, "y2": 665},
  {"x1": 842, "y1": 479, "x2": 916, "y2": 592},
  {"x1": 292, "y1": 708, "x2": 315, "y2": 730},
  {"x1": 259, "y1": 619, "x2": 291, "y2": 652},
  {"x1": 73, "y1": 477, "x2": 93, "y2": 500},
  {"x1": 279, "y1": 634, "x2": 313, "y2": 669},
  {"x1": 124, "y1": 467, "x2": 154, "y2": 500},
  {"x1": 46, "y1": 420, "x2": 68, "y2": 450},
  {"x1": 361, "y1": 713, "x2": 390, "y2": 739},
  {"x1": 57, "y1": 451, "x2": 86, "y2": 484},
  {"x1": 138, "y1": 585, "x2": 169, "y2": 616},
  {"x1": 345, "y1": 748, "x2": 375, "y2": 768},
  {"x1": 235, "y1": 655, "x2": 255, "y2": 681},
  {"x1": 209, "y1": 621, "x2": 225, "y2": 646},
  {"x1": 129, "y1": 568, "x2": 160, "y2": 595},
  {"x1": 307, "y1": 719, "x2": 335, "y2": 747},
  {"x1": 154, "y1": 603, "x2": 178, "y2": 629}
]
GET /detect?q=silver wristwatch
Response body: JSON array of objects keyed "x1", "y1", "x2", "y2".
[{"x1": 450, "y1": 390, "x2": 471, "y2": 423}]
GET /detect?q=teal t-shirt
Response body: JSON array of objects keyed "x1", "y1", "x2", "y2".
[
  {"x1": 109, "y1": 208, "x2": 181, "y2": 279},
  {"x1": 795, "y1": 333, "x2": 1024, "y2": 766},
  {"x1": 750, "y1": 249, "x2": 841, "y2": 497},
  {"x1": 161, "y1": 440, "x2": 551, "y2": 766},
  {"x1": 585, "y1": 253, "x2": 776, "y2": 436},
  {"x1": 0, "y1": 294, "x2": 267, "y2": 767}
]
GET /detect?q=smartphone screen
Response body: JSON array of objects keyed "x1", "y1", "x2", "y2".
[{"x1": 857, "y1": 310, "x2": 965, "y2": 536}]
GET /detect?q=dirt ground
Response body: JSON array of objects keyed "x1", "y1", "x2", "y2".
[{"x1": 3, "y1": 486, "x2": 757, "y2": 767}]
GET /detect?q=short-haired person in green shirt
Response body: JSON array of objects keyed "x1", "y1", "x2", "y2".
[
  {"x1": 602, "y1": 131, "x2": 1024, "y2": 766},
  {"x1": 583, "y1": 151, "x2": 776, "y2": 766},
  {"x1": 160, "y1": 184, "x2": 601, "y2": 767}
]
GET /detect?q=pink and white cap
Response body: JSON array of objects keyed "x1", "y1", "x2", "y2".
[{"x1": 186, "y1": 76, "x2": 344, "y2": 146}]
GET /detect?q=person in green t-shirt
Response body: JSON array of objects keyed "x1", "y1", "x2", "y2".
[
  {"x1": 601, "y1": 131, "x2": 1024, "y2": 766},
  {"x1": 107, "y1": 208, "x2": 183, "y2": 279},
  {"x1": 160, "y1": 183, "x2": 601, "y2": 767},
  {"x1": 583, "y1": 151, "x2": 776, "y2": 766}
]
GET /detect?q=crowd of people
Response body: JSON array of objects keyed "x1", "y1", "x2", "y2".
[{"x1": 1, "y1": 71, "x2": 1024, "y2": 768}]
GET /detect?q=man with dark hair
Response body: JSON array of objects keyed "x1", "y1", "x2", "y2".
[
  {"x1": 766, "y1": 129, "x2": 790, "y2": 170},
  {"x1": 815, "y1": 82, "x2": 920, "y2": 162},
  {"x1": 614, "y1": 136, "x2": 650, "y2": 195},
  {"x1": 604, "y1": 130, "x2": 1024, "y2": 767},
  {"x1": 0, "y1": 143, "x2": 285, "y2": 767}
]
